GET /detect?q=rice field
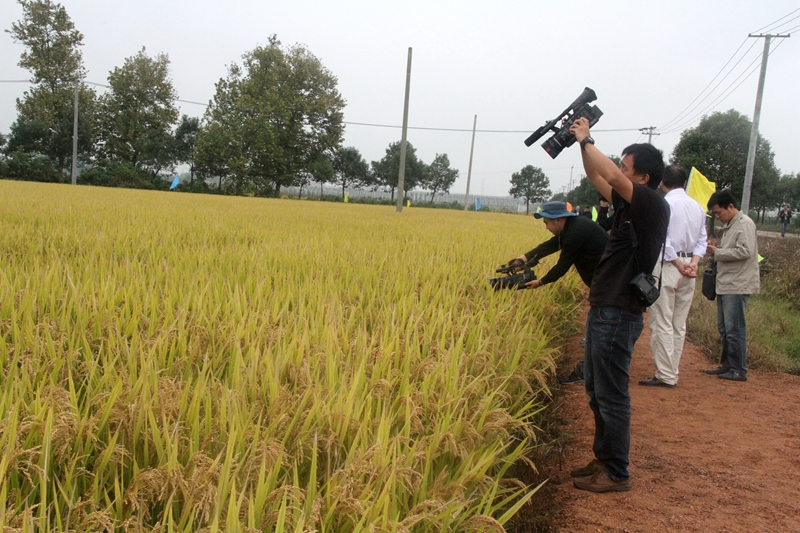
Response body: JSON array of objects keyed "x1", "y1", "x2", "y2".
[{"x1": 0, "y1": 181, "x2": 583, "y2": 532}]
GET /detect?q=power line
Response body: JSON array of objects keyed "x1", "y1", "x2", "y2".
[
  {"x1": 341, "y1": 120, "x2": 640, "y2": 134},
  {"x1": 658, "y1": 38, "x2": 755, "y2": 131},
  {"x1": 659, "y1": 8, "x2": 798, "y2": 133},
  {"x1": 752, "y1": 7, "x2": 800, "y2": 33},
  {"x1": 82, "y1": 80, "x2": 208, "y2": 106},
  {"x1": 660, "y1": 37, "x2": 789, "y2": 135}
]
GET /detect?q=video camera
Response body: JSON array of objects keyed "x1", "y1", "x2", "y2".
[
  {"x1": 489, "y1": 258, "x2": 539, "y2": 291},
  {"x1": 524, "y1": 87, "x2": 603, "y2": 159}
]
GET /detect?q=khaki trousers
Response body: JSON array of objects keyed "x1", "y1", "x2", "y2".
[{"x1": 648, "y1": 259, "x2": 696, "y2": 385}]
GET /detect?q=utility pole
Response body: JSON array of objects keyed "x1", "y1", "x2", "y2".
[
  {"x1": 464, "y1": 115, "x2": 477, "y2": 211},
  {"x1": 639, "y1": 126, "x2": 659, "y2": 144},
  {"x1": 396, "y1": 47, "x2": 413, "y2": 213},
  {"x1": 568, "y1": 165, "x2": 573, "y2": 192},
  {"x1": 741, "y1": 33, "x2": 789, "y2": 215},
  {"x1": 71, "y1": 79, "x2": 80, "y2": 185}
]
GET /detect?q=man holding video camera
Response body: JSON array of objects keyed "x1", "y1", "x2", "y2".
[
  {"x1": 567, "y1": 117, "x2": 669, "y2": 493},
  {"x1": 507, "y1": 200, "x2": 608, "y2": 291}
]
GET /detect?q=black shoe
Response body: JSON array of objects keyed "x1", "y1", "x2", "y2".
[
  {"x1": 718, "y1": 370, "x2": 747, "y2": 382},
  {"x1": 704, "y1": 366, "x2": 729, "y2": 375},
  {"x1": 560, "y1": 370, "x2": 584, "y2": 385},
  {"x1": 638, "y1": 376, "x2": 675, "y2": 388}
]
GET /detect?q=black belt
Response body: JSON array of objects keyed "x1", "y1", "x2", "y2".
[{"x1": 677, "y1": 252, "x2": 692, "y2": 258}]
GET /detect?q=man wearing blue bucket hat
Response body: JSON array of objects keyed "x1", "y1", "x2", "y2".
[{"x1": 508, "y1": 201, "x2": 608, "y2": 292}]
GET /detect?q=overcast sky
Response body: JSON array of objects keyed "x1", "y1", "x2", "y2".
[{"x1": 1, "y1": 0, "x2": 798, "y2": 197}]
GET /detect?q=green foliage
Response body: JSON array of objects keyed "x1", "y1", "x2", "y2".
[
  {"x1": 99, "y1": 47, "x2": 179, "y2": 177},
  {"x1": 688, "y1": 237, "x2": 800, "y2": 374},
  {"x1": 332, "y1": 146, "x2": 369, "y2": 198},
  {"x1": 6, "y1": 0, "x2": 96, "y2": 176},
  {"x1": 8, "y1": 0, "x2": 85, "y2": 84},
  {"x1": 509, "y1": 165, "x2": 551, "y2": 214},
  {"x1": 670, "y1": 110, "x2": 781, "y2": 208},
  {"x1": 1, "y1": 149, "x2": 60, "y2": 181},
  {"x1": 369, "y1": 141, "x2": 426, "y2": 201},
  {"x1": 174, "y1": 115, "x2": 199, "y2": 184},
  {"x1": 422, "y1": 153, "x2": 459, "y2": 202},
  {"x1": 565, "y1": 176, "x2": 600, "y2": 211},
  {"x1": 196, "y1": 36, "x2": 345, "y2": 196},
  {"x1": 78, "y1": 159, "x2": 169, "y2": 189}
]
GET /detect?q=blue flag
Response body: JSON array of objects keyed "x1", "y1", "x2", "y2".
[
  {"x1": 475, "y1": 199, "x2": 482, "y2": 211},
  {"x1": 170, "y1": 176, "x2": 180, "y2": 190}
]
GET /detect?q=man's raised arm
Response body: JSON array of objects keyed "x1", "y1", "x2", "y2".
[{"x1": 570, "y1": 117, "x2": 634, "y2": 203}]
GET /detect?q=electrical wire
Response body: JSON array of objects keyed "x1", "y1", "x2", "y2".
[
  {"x1": 751, "y1": 7, "x2": 800, "y2": 33},
  {"x1": 659, "y1": 37, "x2": 789, "y2": 135},
  {"x1": 659, "y1": 8, "x2": 799, "y2": 134},
  {"x1": 341, "y1": 121, "x2": 641, "y2": 134},
  {"x1": 658, "y1": 38, "x2": 756, "y2": 131}
]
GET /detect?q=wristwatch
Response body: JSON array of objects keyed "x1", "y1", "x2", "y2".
[{"x1": 580, "y1": 136, "x2": 595, "y2": 151}]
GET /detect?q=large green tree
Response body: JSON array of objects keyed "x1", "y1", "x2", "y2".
[
  {"x1": 196, "y1": 36, "x2": 345, "y2": 196},
  {"x1": 6, "y1": 0, "x2": 96, "y2": 178},
  {"x1": 370, "y1": 141, "x2": 426, "y2": 201},
  {"x1": 509, "y1": 165, "x2": 551, "y2": 214},
  {"x1": 174, "y1": 115, "x2": 199, "y2": 185},
  {"x1": 670, "y1": 109, "x2": 781, "y2": 211},
  {"x1": 99, "y1": 48, "x2": 179, "y2": 178},
  {"x1": 422, "y1": 153, "x2": 458, "y2": 202},
  {"x1": 332, "y1": 146, "x2": 369, "y2": 199}
]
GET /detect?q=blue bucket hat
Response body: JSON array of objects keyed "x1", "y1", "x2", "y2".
[{"x1": 533, "y1": 201, "x2": 578, "y2": 219}]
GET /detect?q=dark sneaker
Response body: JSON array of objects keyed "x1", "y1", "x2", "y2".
[
  {"x1": 718, "y1": 370, "x2": 747, "y2": 382},
  {"x1": 570, "y1": 458, "x2": 603, "y2": 478},
  {"x1": 573, "y1": 470, "x2": 631, "y2": 493},
  {"x1": 704, "y1": 366, "x2": 729, "y2": 375},
  {"x1": 638, "y1": 376, "x2": 676, "y2": 388},
  {"x1": 560, "y1": 369, "x2": 584, "y2": 385}
]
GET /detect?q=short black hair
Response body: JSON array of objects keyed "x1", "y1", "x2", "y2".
[
  {"x1": 621, "y1": 143, "x2": 665, "y2": 190},
  {"x1": 708, "y1": 189, "x2": 737, "y2": 210},
  {"x1": 662, "y1": 165, "x2": 688, "y2": 190}
]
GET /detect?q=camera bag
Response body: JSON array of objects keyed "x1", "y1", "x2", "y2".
[
  {"x1": 702, "y1": 261, "x2": 717, "y2": 301},
  {"x1": 628, "y1": 223, "x2": 665, "y2": 307}
]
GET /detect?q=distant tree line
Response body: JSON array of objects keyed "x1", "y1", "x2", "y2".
[
  {"x1": 1, "y1": 0, "x2": 459, "y2": 201},
  {"x1": 545, "y1": 112, "x2": 800, "y2": 217}
]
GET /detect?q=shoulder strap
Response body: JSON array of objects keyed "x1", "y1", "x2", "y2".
[{"x1": 629, "y1": 222, "x2": 666, "y2": 289}]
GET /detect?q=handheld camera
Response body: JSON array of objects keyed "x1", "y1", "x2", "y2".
[
  {"x1": 524, "y1": 87, "x2": 603, "y2": 159},
  {"x1": 489, "y1": 258, "x2": 539, "y2": 291}
]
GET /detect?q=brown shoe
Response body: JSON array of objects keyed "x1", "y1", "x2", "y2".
[
  {"x1": 570, "y1": 458, "x2": 603, "y2": 478},
  {"x1": 573, "y1": 470, "x2": 631, "y2": 493}
]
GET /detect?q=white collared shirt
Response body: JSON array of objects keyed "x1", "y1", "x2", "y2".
[{"x1": 662, "y1": 188, "x2": 708, "y2": 262}]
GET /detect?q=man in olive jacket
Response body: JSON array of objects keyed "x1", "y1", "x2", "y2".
[{"x1": 704, "y1": 190, "x2": 760, "y2": 382}]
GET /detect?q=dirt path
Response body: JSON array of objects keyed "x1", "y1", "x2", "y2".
[{"x1": 549, "y1": 307, "x2": 800, "y2": 533}]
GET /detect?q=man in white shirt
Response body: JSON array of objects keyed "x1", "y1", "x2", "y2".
[{"x1": 639, "y1": 165, "x2": 708, "y2": 388}]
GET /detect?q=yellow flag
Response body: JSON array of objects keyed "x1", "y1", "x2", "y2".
[
  {"x1": 686, "y1": 167, "x2": 716, "y2": 212},
  {"x1": 344, "y1": 192, "x2": 349, "y2": 203},
  {"x1": 592, "y1": 206, "x2": 598, "y2": 221},
  {"x1": 406, "y1": 199, "x2": 411, "y2": 207}
]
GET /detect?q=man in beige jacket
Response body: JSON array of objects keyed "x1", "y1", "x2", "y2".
[{"x1": 704, "y1": 190, "x2": 760, "y2": 382}]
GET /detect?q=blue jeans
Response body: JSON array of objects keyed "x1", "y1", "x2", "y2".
[
  {"x1": 781, "y1": 220, "x2": 788, "y2": 237},
  {"x1": 716, "y1": 294, "x2": 749, "y2": 375},
  {"x1": 584, "y1": 306, "x2": 644, "y2": 481}
]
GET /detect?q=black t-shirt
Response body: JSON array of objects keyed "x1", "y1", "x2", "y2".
[
  {"x1": 589, "y1": 185, "x2": 670, "y2": 310},
  {"x1": 524, "y1": 215, "x2": 609, "y2": 287}
]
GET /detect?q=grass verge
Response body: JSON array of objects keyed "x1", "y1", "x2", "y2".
[{"x1": 687, "y1": 236, "x2": 800, "y2": 374}]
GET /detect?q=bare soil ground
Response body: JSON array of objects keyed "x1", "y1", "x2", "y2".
[{"x1": 548, "y1": 306, "x2": 800, "y2": 533}]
